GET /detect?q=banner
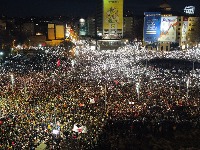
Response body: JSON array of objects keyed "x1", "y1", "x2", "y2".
[
  {"x1": 103, "y1": 0, "x2": 123, "y2": 37},
  {"x1": 159, "y1": 16, "x2": 178, "y2": 42},
  {"x1": 136, "y1": 82, "x2": 140, "y2": 94},
  {"x1": 55, "y1": 25, "x2": 65, "y2": 39},
  {"x1": 73, "y1": 123, "x2": 87, "y2": 133},
  {"x1": 144, "y1": 12, "x2": 161, "y2": 42},
  {"x1": 89, "y1": 97, "x2": 95, "y2": 104},
  {"x1": 186, "y1": 77, "x2": 190, "y2": 89},
  {"x1": 79, "y1": 18, "x2": 86, "y2": 36},
  {"x1": 182, "y1": 17, "x2": 188, "y2": 42},
  {"x1": 56, "y1": 59, "x2": 61, "y2": 67}
]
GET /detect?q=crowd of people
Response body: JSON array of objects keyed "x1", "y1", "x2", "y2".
[{"x1": 0, "y1": 41, "x2": 200, "y2": 149}]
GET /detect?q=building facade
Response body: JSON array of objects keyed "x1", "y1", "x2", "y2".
[
  {"x1": 187, "y1": 17, "x2": 200, "y2": 48},
  {"x1": 123, "y1": 17, "x2": 133, "y2": 39},
  {"x1": 86, "y1": 17, "x2": 96, "y2": 38},
  {"x1": 143, "y1": 1, "x2": 200, "y2": 51}
]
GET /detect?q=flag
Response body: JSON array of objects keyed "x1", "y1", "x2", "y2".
[
  {"x1": 81, "y1": 126, "x2": 87, "y2": 133},
  {"x1": 72, "y1": 123, "x2": 79, "y2": 132},
  {"x1": 186, "y1": 77, "x2": 190, "y2": 89},
  {"x1": 72, "y1": 124, "x2": 87, "y2": 133},
  {"x1": 136, "y1": 82, "x2": 140, "y2": 94},
  {"x1": 79, "y1": 103, "x2": 84, "y2": 107},
  {"x1": 89, "y1": 98, "x2": 95, "y2": 104},
  {"x1": 57, "y1": 59, "x2": 61, "y2": 67},
  {"x1": 113, "y1": 80, "x2": 119, "y2": 85},
  {"x1": 10, "y1": 74, "x2": 14, "y2": 84}
]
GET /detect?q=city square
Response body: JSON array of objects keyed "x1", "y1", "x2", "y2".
[
  {"x1": 1, "y1": 43, "x2": 200, "y2": 149},
  {"x1": 0, "y1": 0, "x2": 200, "y2": 149}
]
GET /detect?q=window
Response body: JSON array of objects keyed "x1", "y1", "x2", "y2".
[{"x1": 166, "y1": 46, "x2": 168, "y2": 51}]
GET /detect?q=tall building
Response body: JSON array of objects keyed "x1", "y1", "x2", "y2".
[
  {"x1": 86, "y1": 17, "x2": 96, "y2": 38},
  {"x1": 123, "y1": 17, "x2": 133, "y2": 40},
  {"x1": 133, "y1": 16, "x2": 144, "y2": 41},
  {"x1": 96, "y1": 0, "x2": 103, "y2": 38},
  {"x1": 187, "y1": 17, "x2": 200, "y2": 48}
]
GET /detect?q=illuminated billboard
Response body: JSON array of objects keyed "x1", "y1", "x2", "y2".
[
  {"x1": 103, "y1": 0, "x2": 123, "y2": 39},
  {"x1": 144, "y1": 12, "x2": 161, "y2": 42},
  {"x1": 48, "y1": 24, "x2": 55, "y2": 40},
  {"x1": 48, "y1": 24, "x2": 54, "y2": 28},
  {"x1": 79, "y1": 18, "x2": 86, "y2": 36},
  {"x1": 159, "y1": 16, "x2": 178, "y2": 42},
  {"x1": 184, "y1": 6, "x2": 195, "y2": 14},
  {"x1": 48, "y1": 28, "x2": 55, "y2": 40},
  {"x1": 55, "y1": 25, "x2": 65, "y2": 39},
  {"x1": 182, "y1": 17, "x2": 188, "y2": 42}
]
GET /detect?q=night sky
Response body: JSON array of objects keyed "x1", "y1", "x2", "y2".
[{"x1": 0, "y1": 0, "x2": 199, "y2": 17}]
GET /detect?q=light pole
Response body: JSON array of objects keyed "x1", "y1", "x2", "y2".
[
  {"x1": 28, "y1": 39, "x2": 31, "y2": 48},
  {"x1": 186, "y1": 77, "x2": 190, "y2": 100},
  {"x1": 12, "y1": 40, "x2": 16, "y2": 48},
  {"x1": 0, "y1": 52, "x2": 3, "y2": 66},
  {"x1": 136, "y1": 66, "x2": 140, "y2": 101}
]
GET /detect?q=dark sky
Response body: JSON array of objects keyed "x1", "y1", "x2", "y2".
[{"x1": 0, "y1": 0, "x2": 199, "y2": 17}]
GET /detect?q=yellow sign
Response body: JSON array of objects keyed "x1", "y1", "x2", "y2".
[{"x1": 103, "y1": 0, "x2": 123, "y2": 31}]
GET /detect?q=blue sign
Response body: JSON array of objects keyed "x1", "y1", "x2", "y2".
[{"x1": 144, "y1": 12, "x2": 161, "y2": 42}]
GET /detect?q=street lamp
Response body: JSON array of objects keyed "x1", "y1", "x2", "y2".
[
  {"x1": 12, "y1": 40, "x2": 16, "y2": 47},
  {"x1": 28, "y1": 40, "x2": 31, "y2": 47},
  {"x1": 0, "y1": 52, "x2": 3, "y2": 67}
]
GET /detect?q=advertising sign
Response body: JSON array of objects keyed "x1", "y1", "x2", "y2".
[
  {"x1": 184, "y1": 6, "x2": 195, "y2": 15},
  {"x1": 182, "y1": 17, "x2": 188, "y2": 42},
  {"x1": 144, "y1": 12, "x2": 161, "y2": 42},
  {"x1": 159, "y1": 16, "x2": 178, "y2": 42},
  {"x1": 48, "y1": 24, "x2": 55, "y2": 40},
  {"x1": 103, "y1": 0, "x2": 123, "y2": 37},
  {"x1": 79, "y1": 18, "x2": 86, "y2": 36},
  {"x1": 55, "y1": 25, "x2": 65, "y2": 39}
]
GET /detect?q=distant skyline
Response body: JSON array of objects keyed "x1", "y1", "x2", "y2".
[{"x1": 0, "y1": 0, "x2": 199, "y2": 17}]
